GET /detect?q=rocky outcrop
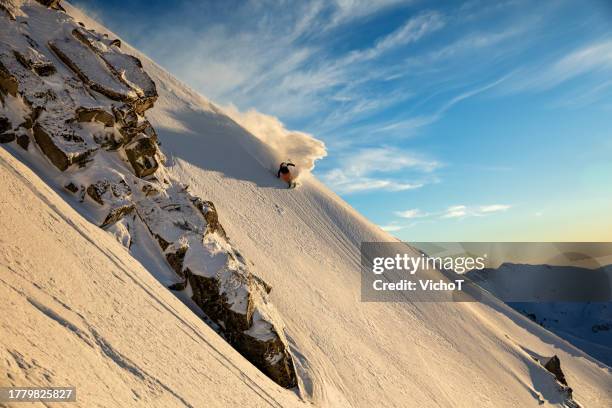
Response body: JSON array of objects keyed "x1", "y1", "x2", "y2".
[
  {"x1": 136, "y1": 187, "x2": 297, "y2": 388},
  {"x1": 86, "y1": 179, "x2": 131, "y2": 205},
  {"x1": 76, "y1": 106, "x2": 114, "y2": 127},
  {"x1": 81, "y1": 177, "x2": 135, "y2": 228},
  {"x1": 0, "y1": 39, "x2": 99, "y2": 171},
  {"x1": 14, "y1": 47, "x2": 56, "y2": 76},
  {"x1": 0, "y1": 0, "x2": 297, "y2": 390},
  {"x1": 49, "y1": 38, "x2": 136, "y2": 102},
  {"x1": 191, "y1": 197, "x2": 227, "y2": 238},
  {"x1": 188, "y1": 272, "x2": 296, "y2": 388},
  {"x1": 16, "y1": 133, "x2": 29, "y2": 149},
  {"x1": 33, "y1": 123, "x2": 94, "y2": 170},
  {"x1": 34, "y1": 0, "x2": 62, "y2": 9},
  {"x1": 124, "y1": 136, "x2": 159, "y2": 177},
  {"x1": 543, "y1": 355, "x2": 567, "y2": 386},
  {"x1": 592, "y1": 322, "x2": 612, "y2": 333},
  {"x1": 532, "y1": 355, "x2": 581, "y2": 408},
  {"x1": 101, "y1": 203, "x2": 135, "y2": 228},
  {"x1": 72, "y1": 27, "x2": 157, "y2": 114},
  {"x1": 0, "y1": 132, "x2": 15, "y2": 143}
]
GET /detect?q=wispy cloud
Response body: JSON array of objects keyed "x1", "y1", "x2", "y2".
[
  {"x1": 393, "y1": 204, "x2": 511, "y2": 221},
  {"x1": 441, "y1": 204, "x2": 511, "y2": 219},
  {"x1": 379, "y1": 223, "x2": 405, "y2": 232},
  {"x1": 376, "y1": 74, "x2": 510, "y2": 134},
  {"x1": 478, "y1": 204, "x2": 511, "y2": 213},
  {"x1": 342, "y1": 11, "x2": 445, "y2": 64},
  {"x1": 441, "y1": 205, "x2": 469, "y2": 218},
  {"x1": 501, "y1": 40, "x2": 612, "y2": 94},
  {"x1": 395, "y1": 208, "x2": 428, "y2": 218},
  {"x1": 322, "y1": 169, "x2": 424, "y2": 194},
  {"x1": 117, "y1": 2, "x2": 441, "y2": 121},
  {"x1": 329, "y1": 0, "x2": 413, "y2": 26},
  {"x1": 320, "y1": 146, "x2": 439, "y2": 194}
]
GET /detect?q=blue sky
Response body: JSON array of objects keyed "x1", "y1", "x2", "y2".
[{"x1": 72, "y1": 0, "x2": 612, "y2": 240}]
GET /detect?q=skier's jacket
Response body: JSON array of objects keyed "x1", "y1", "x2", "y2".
[{"x1": 277, "y1": 162, "x2": 295, "y2": 182}]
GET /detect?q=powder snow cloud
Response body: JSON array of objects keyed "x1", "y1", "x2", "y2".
[{"x1": 223, "y1": 104, "x2": 327, "y2": 173}]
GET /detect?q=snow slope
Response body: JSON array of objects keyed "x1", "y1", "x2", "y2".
[
  {"x1": 0, "y1": 2, "x2": 610, "y2": 407},
  {"x1": 0, "y1": 148, "x2": 302, "y2": 407}
]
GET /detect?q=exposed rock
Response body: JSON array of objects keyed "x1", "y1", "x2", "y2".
[
  {"x1": 16, "y1": 134, "x2": 29, "y2": 150},
  {"x1": 543, "y1": 355, "x2": 567, "y2": 386},
  {"x1": 92, "y1": 129, "x2": 123, "y2": 150},
  {"x1": 112, "y1": 103, "x2": 138, "y2": 128},
  {"x1": 141, "y1": 184, "x2": 159, "y2": 197},
  {"x1": 34, "y1": 0, "x2": 61, "y2": 9},
  {"x1": 0, "y1": 116, "x2": 10, "y2": 133},
  {"x1": 64, "y1": 182, "x2": 79, "y2": 193},
  {"x1": 101, "y1": 203, "x2": 135, "y2": 228},
  {"x1": 235, "y1": 315, "x2": 297, "y2": 389},
  {"x1": 33, "y1": 123, "x2": 94, "y2": 171},
  {"x1": 190, "y1": 197, "x2": 227, "y2": 238},
  {"x1": 1, "y1": 43, "x2": 98, "y2": 169},
  {"x1": 531, "y1": 355, "x2": 581, "y2": 407},
  {"x1": 19, "y1": 117, "x2": 32, "y2": 129},
  {"x1": 188, "y1": 270, "x2": 253, "y2": 332},
  {"x1": 86, "y1": 182, "x2": 108, "y2": 205},
  {"x1": 85, "y1": 179, "x2": 133, "y2": 223},
  {"x1": 591, "y1": 323, "x2": 611, "y2": 333},
  {"x1": 86, "y1": 179, "x2": 131, "y2": 206},
  {"x1": 154, "y1": 234, "x2": 170, "y2": 251},
  {"x1": 76, "y1": 106, "x2": 114, "y2": 127},
  {"x1": 72, "y1": 27, "x2": 157, "y2": 113},
  {"x1": 119, "y1": 117, "x2": 157, "y2": 143},
  {"x1": 0, "y1": 43, "x2": 51, "y2": 107},
  {"x1": 165, "y1": 241, "x2": 189, "y2": 277},
  {"x1": 252, "y1": 274, "x2": 273, "y2": 295},
  {"x1": 0, "y1": 132, "x2": 15, "y2": 143},
  {"x1": 14, "y1": 48, "x2": 56, "y2": 76},
  {"x1": 124, "y1": 136, "x2": 159, "y2": 177},
  {"x1": 189, "y1": 272, "x2": 296, "y2": 388},
  {"x1": 49, "y1": 38, "x2": 136, "y2": 102},
  {"x1": 168, "y1": 281, "x2": 188, "y2": 291},
  {"x1": 136, "y1": 188, "x2": 296, "y2": 386},
  {"x1": 0, "y1": 60, "x2": 18, "y2": 96}
]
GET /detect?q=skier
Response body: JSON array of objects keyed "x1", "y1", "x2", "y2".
[{"x1": 277, "y1": 161, "x2": 295, "y2": 188}]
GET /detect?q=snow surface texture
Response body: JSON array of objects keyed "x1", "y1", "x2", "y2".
[
  {"x1": 0, "y1": 148, "x2": 301, "y2": 408},
  {"x1": 1, "y1": 1, "x2": 611, "y2": 407}
]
